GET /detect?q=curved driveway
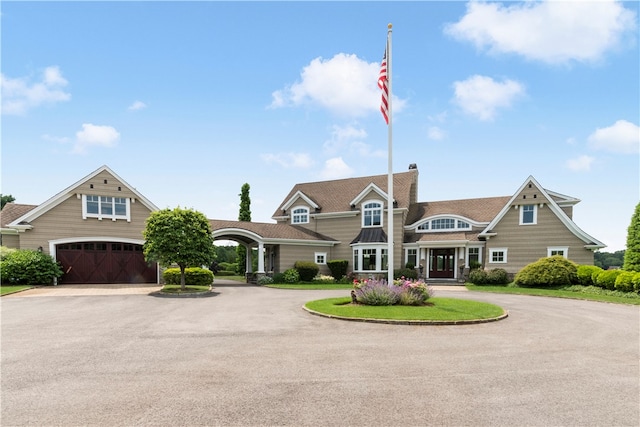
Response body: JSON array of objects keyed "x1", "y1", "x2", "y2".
[{"x1": 2, "y1": 281, "x2": 638, "y2": 426}]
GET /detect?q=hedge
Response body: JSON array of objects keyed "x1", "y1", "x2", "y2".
[
  {"x1": 0, "y1": 248, "x2": 63, "y2": 286},
  {"x1": 514, "y1": 256, "x2": 578, "y2": 287},
  {"x1": 593, "y1": 269, "x2": 622, "y2": 290},
  {"x1": 577, "y1": 265, "x2": 603, "y2": 287},
  {"x1": 327, "y1": 260, "x2": 348, "y2": 280},
  {"x1": 163, "y1": 267, "x2": 214, "y2": 286},
  {"x1": 294, "y1": 261, "x2": 319, "y2": 282}
]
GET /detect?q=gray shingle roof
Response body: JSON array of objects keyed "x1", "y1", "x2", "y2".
[
  {"x1": 405, "y1": 196, "x2": 511, "y2": 225},
  {"x1": 209, "y1": 219, "x2": 337, "y2": 243},
  {"x1": 1, "y1": 203, "x2": 38, "y2": 228}
]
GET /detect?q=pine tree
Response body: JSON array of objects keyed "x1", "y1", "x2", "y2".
[
  {"x1": 623, "y1": 201, "x2": 640, "y2": 272},
  {"x1": 236, "y1": 183, "x2": 251, "y2": 274}
]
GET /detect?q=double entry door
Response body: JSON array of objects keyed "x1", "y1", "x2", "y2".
[{"x1": 429, "y1": 248, "x2": 455, "y2": 279}]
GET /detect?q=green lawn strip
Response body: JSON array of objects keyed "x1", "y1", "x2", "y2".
[
  {"x1": 267, "y1": 283, "x2": 353, "y2": 290},
  {"x1": 215, "y1": 275, "x2": 246, "y2": 282},
  {"x1": 1, "y1": 285, "x2": 33, "y2": 296},
  {"x1": 161, "y1": 285, "x2": 211, "y2": 293},
  {"x1": 305, "y1": 297, "x2": 505, "y2": 321},
  {"x1": 465, "y1": 284, "x2": 640, "y2": 305}
]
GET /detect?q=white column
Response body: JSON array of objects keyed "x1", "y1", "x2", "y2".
[
  {"x1": 257, "y1": 242, "x2": 265, "y2": 273},
  {"x1": 246, "y1": 245, "x2": 252, "y2": 273}
]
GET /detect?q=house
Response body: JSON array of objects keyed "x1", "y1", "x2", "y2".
[
  {"x1": 1, "y1": 164, "x2": 605, "y2": 284},
  {"x1": 1, "y1": 166, "x2": 159, "y2": 284},
  {"x1": 254, "y1": 164, "x2": 604, "y2": 280}
]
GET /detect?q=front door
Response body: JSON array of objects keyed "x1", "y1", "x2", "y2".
[{"x1": 429, "y1": 248, "x2": 455, "y2": 279}]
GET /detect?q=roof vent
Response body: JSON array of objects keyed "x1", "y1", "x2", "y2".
[{"x1": 408, "y1": 163, "x2": 417, "y2": 170}]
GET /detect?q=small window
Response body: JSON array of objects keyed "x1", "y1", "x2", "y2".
[
  {"x1": 292, "y1": 207, "x2": 309, "y2": 224},
  {"x1": 315, "y1": 252, "x2": 327, "y2": 264},
  {"x1": 468, "y1": 247, "x2": 480, "y2": 265},
  {"x1": 457, "y1": 220, "x2": 470, "y2": 229},
  {"x1": 547, "y1": 247, "x2": 568, "y2": 258},
  {"x1": 489, "y1": 248, "x2": 507, "y2": 263},
  {"x1": 520, "y1": 204, "x2": 536, "y2": 225},
  {"x1": 406, "y1": 249, "x2": 417, "y2": 267},
  {"x1": 417, "y1": 222, "x2": 429, "y2": 230}
]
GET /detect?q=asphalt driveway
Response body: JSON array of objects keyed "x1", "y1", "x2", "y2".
[{"x1": 2, "y1": 281, "x2": 638, "y2": 426}]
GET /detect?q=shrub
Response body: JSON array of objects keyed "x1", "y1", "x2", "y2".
[
  {"x1": 272, "y1": 272, "x2": 285, "y2": 283},
  {"x1": 394, "y1": 268, "x2": 418, "y2": 280},
  {"x1": 218, "y1": 262, "x2": 238, "y2": 272},
  {"x1": 326, "y1": 260, "x2": 348, "y2": 280},
  {"x1": 312, "y1": 274, "x2": 335, "y2": 284},
  {"x1": 594, "y1": 269, "x2": 623, "y2": 290},
  {"x1": 469, "y1": 260, "x2": 482, "y2": 270},
  {"x1": 0, "y1": 249, "x2": 63, "y2": 286},
  {"x1": 405, "y1": 262, "x2": 415, "y2": 269},
  {"x1": 468, "y1": 269, "x2": 489, "y2": 285},
  {"x1": 632, "y1": 273, "x2": 640, "y2": 292},
  {"x1": 393, "y1": 277, "x2": 433, "y2": 305},
  {"x1": 163, "y1": 267, "x2": 214, "y2": 286},
  {"x1": 514, "y1": 256, "x2": 578, "y2": 287},
  {"x1": 294, "y1": 261, "x2": 319, "y2": 282},
  {"x1": 354, "y1": 280, "x2": 400, "y2": 306},
  {"x1": 257, "y1": 275, "x2": 274, "y2": 286},
  {"x1": 282, "y1": 268, "x2": 300, "y2": 284},
  {"x1": 614, "y1": 271, "x2": 635, "y2": 293},
  {"x1": 486, "y1": 268, "x2": 509, "y2": 285},
  {"x1": 577, "y1": 265, "x2": 603, "y2": 287}
]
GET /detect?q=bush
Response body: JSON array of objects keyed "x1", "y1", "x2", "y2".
[
  {"x1": 0, "y1": 249, "x2": 63, "y2": 286},
  {"x1": 312, "y1": 274, "x2": 335, "y2": 284},
  {"x1": 163, "y1": 267, "x2": 214, "y2": 286},
  {"x1": 282, "y1": 268, "x2": 300, "y2": 284},
  {"x1": 326, "y1": 260, "x2": 348, "y2": 280},
  {"x1": 294, "y1": 261, "x2": 319, "y2": 282},
  {"x1": 514, "y1": 256, "x2": 578, "y2": 287},
  {"x1": 257, "y1": 275, "x2": 274, "y2": 286},
  {"x1": 594, "y1": 269, "x2": 622, "y2": 290},
  {"x1": 354, "y1": 280, "x2": 400, "y2": 306},
  {"x1": 633, "y1": 273, "x2": 640, "y2": 292},
  {"x1": 614, "y1": 271, "x2": 636, "y2": 293},
  {"x1": 272, "y1": 272, "x2": 285, "y2": 283},
  {"x1": 215, "y1": 270, "x2": 236, "y2": 276},
  {"x1": 393, "y1": 268, "x2": 418, "y2": 280},
  {"x1": 468, "y1": 268, "x2": 509, "y2": 285},
  {"x1": 577, "y1": 265, "x2": 603, "y2": 287},
  {"x1": 469, "y1": 260, "x2": 482, "y2": 270},
  {"x1": 218, "y1": 262, "x2": 238, "y2": 272}
]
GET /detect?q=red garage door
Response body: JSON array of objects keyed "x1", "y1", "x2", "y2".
[{"x1": 56, "y1": 242, "x2": 157, "y2": 284}]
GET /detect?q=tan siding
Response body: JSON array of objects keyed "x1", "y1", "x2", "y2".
[
  {"x1": 19, "y1": 189, "x2": 152, "y2": 255},
  {"x1": 278, "y1": 245, "x2": 321, "y2": 271},
  {"x1": 1, "y1": 234, "x2": 20, "y2": 249},
  {"x1": 487, "y1": 203, "x2": 594, "y2": 273}
]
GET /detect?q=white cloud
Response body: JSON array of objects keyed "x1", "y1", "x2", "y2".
[
  {"x1": 42, "y1": 134, "x2": 71, "y2": 143},
  {"x1": 566, "y1": 154, "x2": 595, "y2": 171},
  {"x1": 427, "y1": 126, "x2": 446, "y2": 141},
  {"x1": 73, "y1": 123, "x2": 120, "y2": 154},
  {"x1": 319, "y1": 157, "x2": 354, "y2": 180},
  {"x1": 323, "y1": 124, "x2": 385, "y2": 158},
  {"x1": 128, "y1": 100, "x2": 147, "y2": 111},
  {"x1": 261, "y1": 152, "x2": 314, "y2": 169},
  {"x1": 445, "y1": 0, "x2": 637, "y2": 64},
  {"x1": 1, "y1": 66, "x2": 71, "y2": 115},
  {"x1": 452, "y1": 75, "x2": 525, "y2": 121},
  {"x1": 270, "y1": 53, "x2": 405, "y2": 118},
  {"x1": 588, "y1": 120, "x2": 640, "y2": 154}
]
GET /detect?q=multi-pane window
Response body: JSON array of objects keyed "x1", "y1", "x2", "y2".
[
  {"x1": 407, "y1": 249, "x2": 417, "y2": 267},
  {"x1": 417, "y1": 222, "x2": 429, "y2": 230},
  {"x1": 547, "y1": 247, "x2": 568, "y2": 258},
  {"x1": 353, "y1": 249, "x2": 359, "y2": 271},
  {"x1": 362, "y1": 248, "x2": 377, "y2": 270},
  {"x1": 490, "y1": 249, "x2": 507, "y2": 263},
  {"x1": 468, "y1": 247, "x2": 480, "y2": 265},
  {"x1": 353, "y1": 246, "x2": 388, "y2": 272},
  {"x1": 315, "y1": 252, "x2": 326, "y2": 264},
  {"x1": 83, "y1": 195, "x2": 129, "y2": 221},
  {"x1": 521, "y1": 204, "x2": 536, "y2": 224},
  {"x1": 292, "y1": 207, "x2": 309, "y2": 224},
  {"x1": 457, "y1": 220, "x2": 470, "y2": 229},
  {"x1": 363, "y1": 202, "x2": 382, "y2": 227},
  {"x1": 431, "y1": 218, "x2": 455, "y2": 230}
]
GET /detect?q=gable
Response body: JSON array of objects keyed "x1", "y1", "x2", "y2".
[
  {"x1": 7, "y1": 165, "x2": 158, "y2": 227},
  {"x1": 479, "y1": 176, "x2": 605, "y2": 248}
]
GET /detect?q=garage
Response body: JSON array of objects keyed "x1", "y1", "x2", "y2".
[{"x1": 56, "y1": 242, "x2": 157, "y2": 284}]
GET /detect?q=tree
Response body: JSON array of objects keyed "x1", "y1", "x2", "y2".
[
  {"x1": 1, "y1": 194, "x2": 15, "y2": 210},
  {"x1": 623, "y1": 201, "x2": 640, "y2": 272},
  {"x1": 236, "y1": 183, "x2": 251, "y2": 274},
  {"x1": 143, "y1": 207, "x2": 216, "y2": 290}
]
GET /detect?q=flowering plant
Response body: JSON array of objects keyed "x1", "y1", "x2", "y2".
[{"x1": 352, "y1": 277, "x2": 433, "y2": 306}]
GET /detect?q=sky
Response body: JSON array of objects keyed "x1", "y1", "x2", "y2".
[{"x1": 1, "y1": 0, "x2": 638, "y2": 252}]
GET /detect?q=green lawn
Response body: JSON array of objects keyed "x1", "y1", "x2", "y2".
[
  {"x1": 466, "y1": 284, "x2": 640, "y2": 305},
  {"x1": 161, "y1": 284, "x2": 211, "y2": 293},
  {"x1": 305, "y1": 297, "x2": 506, "y2": 322},
  {"x1": 1, "y1": 285, "x2": 32, "y2": 296}
]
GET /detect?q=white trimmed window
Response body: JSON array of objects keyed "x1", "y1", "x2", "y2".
[
  {"x1": 292, "y1": 207, "x2": 309, "y2": 224},
  {"x1": 547, "y1": 247, "x2": 568, "y2": 258},
  {"x1": 353, "y1": 245, "x2": 388, "y2": 272},
  {"x1": 82, "y1": 195, "x2": 130, "y2": 222},
  {"x1": 315, "y1": 252, "x2": 327, "y2": 264},
  {"x1": 520, "y1": 204, "x2": 537, "y2": 225},
  {"x1": 362, "y1": 201, "x2": 383, "y2": 227},
  {"x1": 489, "y1": 248, "x2": 507, "y2": 263},
  {"x1": 406, "y1": 248, "x2": 417, "y2": 267}
]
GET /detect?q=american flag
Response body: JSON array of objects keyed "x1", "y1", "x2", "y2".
[{"x1": 378, "y1": 47, "x2": 389, "y2": 124}]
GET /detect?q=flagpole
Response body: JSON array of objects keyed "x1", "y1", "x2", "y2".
[{"x1": 386, "y1": 23, "x2": 394, "y2": 285}]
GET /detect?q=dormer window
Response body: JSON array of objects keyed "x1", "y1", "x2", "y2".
[
  {"x1": 362, "y1": 201, "x2": 383, "y2": 227},
  {"x1": 292, "y1": 207, "x2": 309, "y2": 224},
  {"x1": 416, "y1": 217, "x2": 472, "y2": 232}
]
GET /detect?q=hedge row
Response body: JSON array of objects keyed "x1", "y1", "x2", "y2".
[{"x1": 163, "y1": 267, "x2": 214, "y2": 286}]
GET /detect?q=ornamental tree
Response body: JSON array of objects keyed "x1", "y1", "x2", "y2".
[
  {"x1": 623, "y1": 202, "x2": 640, "y2": 272},
  {"x1": 143, "y1": 207, "x2": 216, "y2": 290},
  {"x1": 236, "y1": 183, "x2": 251, "y2": 274}
]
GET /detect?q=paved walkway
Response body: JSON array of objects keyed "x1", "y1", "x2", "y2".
[{"x1": 2, "y1": 281, "x2": 638, "y2": 426}]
